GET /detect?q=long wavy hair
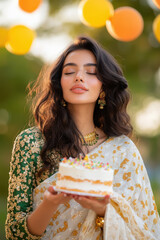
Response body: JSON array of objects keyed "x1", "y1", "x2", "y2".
[{"x1": 27, "y1": 36, "x2": 133, "y2": 175}]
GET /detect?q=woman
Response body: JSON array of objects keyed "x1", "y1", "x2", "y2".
[{"x1": 5, "y1": 36, "x2": 160, "y2": 239}]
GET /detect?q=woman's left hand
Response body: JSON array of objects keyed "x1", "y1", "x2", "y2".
[{"x1": 70, "y1": 194, "x2": 110, "y2": 217}]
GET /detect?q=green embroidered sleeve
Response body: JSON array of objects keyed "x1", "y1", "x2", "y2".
[{"x1": 5, "y1": 127, "x2": 46, "y2": 240}]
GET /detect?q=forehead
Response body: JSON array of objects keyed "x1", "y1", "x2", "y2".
[{"x1": 63, "y1": 49, "x2": 96, "y2": 65}]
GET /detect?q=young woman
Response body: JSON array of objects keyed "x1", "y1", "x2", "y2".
[{"x1": 5, "y1": 36, "x2": 160, "y2": 239}]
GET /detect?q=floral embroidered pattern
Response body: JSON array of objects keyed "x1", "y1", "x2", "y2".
[
  {"x1": 5, "y1": 127, "x2": 160, "y2": 240},
  {"x1": 5, "y1": 127, "x2": 55, "y2": 239}
]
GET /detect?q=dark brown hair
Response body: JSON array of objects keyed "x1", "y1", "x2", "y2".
[{"x1": 27, "y1": 36, "x2": 133, "y2": 175}]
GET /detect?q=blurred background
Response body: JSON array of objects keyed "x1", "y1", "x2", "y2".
[{"x1": 0, "y1": 0, "x2": 160, "y2": 239}]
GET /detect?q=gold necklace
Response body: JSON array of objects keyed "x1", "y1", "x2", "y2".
[{"x1": 80, "y1": 128, "x2": 99, "y2": 146}]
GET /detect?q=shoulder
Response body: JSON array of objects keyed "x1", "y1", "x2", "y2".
[
  {"x1": 111, "y1": 135, "x2": 139, "y2": 151},
  {"x1": 14, "y1": 126, "x2": 43, "y2": 144},
  {"x1": 15, "y1": 126, "x2": 42, "y2": 140},
  {"x1": 12, "y1": 126, "x2": 44, "y2": 155},
  {"x1": 105, "y1": 134, "x2": 141, "y2": 159}
]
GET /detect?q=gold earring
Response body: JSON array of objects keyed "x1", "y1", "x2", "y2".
[
  {"x1": 61, "y1": 99, "x2": 66, "y2": 107},
  {"x1": 98, "y1": 91, "x2": 106, "y2": 109}
]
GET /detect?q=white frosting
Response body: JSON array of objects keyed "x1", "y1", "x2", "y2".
[
  {"x1": 59, "y1": 164, "x2": 113, "y2": 181},
  {"x1": 56, "y1": 162, "x2": 114, "y2": 194}
]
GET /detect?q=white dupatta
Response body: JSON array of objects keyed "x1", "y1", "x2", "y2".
[{"x1": 33, "y1": 135, "x2": 160, "y2": 240}]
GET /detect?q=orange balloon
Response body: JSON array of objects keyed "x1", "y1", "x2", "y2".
[
  {"x1": 5, "y1": 25, "x2": 36, "y2": 55},
  {"x1": 19, "y1": 0, "x2": 42, "y2": 13},
  {"x1": 152, "y1": 0, "x2": 160, "y2": 9},
  {"x1": 106, "y1": 7, "x2": 144, "y2": 42}
]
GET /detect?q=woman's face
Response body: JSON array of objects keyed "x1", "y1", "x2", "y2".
[{"x1": 61, "y1": 49, "x2": 102, "y2": 106}]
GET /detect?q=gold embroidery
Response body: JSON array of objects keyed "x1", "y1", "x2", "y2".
[
  {"x1": 5, "y1": 127, "x2": 51, "y2": 240},
  {"x1": 77, "y1": 222, "x2": 82, "y2": 229},
  {"x1": 52, "y1": 210, "x2": 60, "y2": 221},
  {"x1": 136, "y1": 184, "x2": 141, "y2": 189},
  {"x1": 114, "y1": 169, "x2": 119, "y2": 175},
  {"x1": 6, "y1": 127, "x2": 160, "y2": 239},
  {"x1": 106, "y1": 138, "x2": 114, "y2": 143},
  {"x1": 117, "y1": 146, "x2": 121, "y2": 151},
  {"x1": 133, "y1": 152, "x2": 136, "y2": 157},
  {"x1": 132, "y1": 199, "x2": 136, "y2": 206},
  {"x1": 123, "y1": 172, "x2": 131, "y2": 181},
  {"x1": 128, "y1": 186, "x2": 134, "y2": 191},
  {"x1": 120, "y1": 158, "x2": 129, "y2": 169},
  {"x1": 143, "y1": 215, "x2": 148, "y2": 220},
  {"x1": 90, "y1": 153, "x2": 99, "y2": 159},
  {"x1": 114, "y1": 183, "x2": 121, "y2": 187},
  {"x1": 135, "y1": 164, "x2": 140, "y2": 174},
  {"x1": 71, "y1": 230, "x2": 78, "y2": 236},
  {"x1": 141, "y1": 201, "x2": 145, "y2": 208},
  {"x1": 144, "y1": 223, "x2": 148, "y2": 230},
  {"x1": 58, "y1": 221, "x2": 68, "y2": 232}
]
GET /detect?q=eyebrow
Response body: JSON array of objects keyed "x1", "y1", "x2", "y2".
[{"x1": 63, "y1": 63, "x2": 97, "y2": 69}]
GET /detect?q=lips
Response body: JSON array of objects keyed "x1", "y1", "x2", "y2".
[{"x1": 70, "y1": 84, "x2": 88, "y2": 91}]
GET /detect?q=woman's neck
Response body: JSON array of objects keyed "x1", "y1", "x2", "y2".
[{"x1": 68, "y1": 103, "x2": 95, "y2": 135}]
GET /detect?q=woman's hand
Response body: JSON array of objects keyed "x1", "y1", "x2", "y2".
[
  {"x1": 71, "y1": 194, "x2": 110, "y2": 217},
  {"x1": 27, "y1": 186, "x2": 72, "y2": 236},
  {"x1": 43, "y1": 186, "x2": 72, "y2": 212}
]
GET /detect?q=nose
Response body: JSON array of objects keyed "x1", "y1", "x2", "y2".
[{"x1": 75, "y1": 70, "x2": 84, "y2": 82}]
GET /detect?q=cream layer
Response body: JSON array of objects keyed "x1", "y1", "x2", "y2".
[
  {"x1": 56, "y1": 180, "x2": 113, "y2": 193},
  {"x1": 59, "y1": 164, "x2": 113, "y2": 182}
]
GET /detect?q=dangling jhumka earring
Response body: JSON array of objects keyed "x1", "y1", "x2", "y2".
[
  {"x1": 61, "y1": 99, "x2": 67, "y2": 107},
  {"x1": 98, "y1": 91, "x2": 106, "y2": 109}
]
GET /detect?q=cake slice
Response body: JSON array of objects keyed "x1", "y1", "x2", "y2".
[{"x1": 55, "y1": 155, "x2": 113, "y2": 196}]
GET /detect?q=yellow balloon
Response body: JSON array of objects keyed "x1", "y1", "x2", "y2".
[
  {"x1": 0, "y1": 27, "x2": 8, "y2": 47},
  {"x1": 79, "y1": 0, "x2": 114, "y2": 28},
  {"x1": 5, "y1": 25, "x2": 36, "y2": 55},
  {"x1": 153, "y1": 14, "x2": 160, "y2": 42}
]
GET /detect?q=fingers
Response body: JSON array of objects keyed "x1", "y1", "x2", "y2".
[
  {"x1": 104, "y1": 194, "x2": 110, "y2": 204},
  {"x1": 45, "y1": 186, "x2": 71, "y2": 203},
  {"x1": 74, "y1": 196, "x2": 95, "y2": 209},
  {"x1": 47, "y1": 186, "x2": 57, "y2": 194},
  {"x1": 46, "y1": 186, "x2": 110, "y2": 214},
  {"x1": 72, "y1": 194, "x2": 111, "y2": 216}
]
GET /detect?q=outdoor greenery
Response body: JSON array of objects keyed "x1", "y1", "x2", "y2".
[{"x1": 0, "y1": 0, "x2": 160, "y2": 239}]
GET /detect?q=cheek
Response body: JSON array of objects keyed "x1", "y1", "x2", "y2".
[
  {"x1": 61, "y1": 76, "x2": 68, "y2": 93},
  {"x1": 90, "y1": 79, "x2": 102, "y2": 94}
]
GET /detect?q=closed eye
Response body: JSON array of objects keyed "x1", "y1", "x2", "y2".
[
  {"x1": 64, "y1": 72, "x2": 75, "y2": 75},
  {"x1": 86, "y1": 72, "x2": 97, "y2": 75}
]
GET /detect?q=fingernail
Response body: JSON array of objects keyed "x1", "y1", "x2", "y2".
[{"x1": 105, "y1": 195, "x2": 110, "y2": 199}]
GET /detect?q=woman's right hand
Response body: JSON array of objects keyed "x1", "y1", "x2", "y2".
[
  {"x1": 43, "y1": 186, "x2": 72, "y2": 212},
  {"x1": 27, "y1": 186, "x2": 72, "y2": 236}
]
